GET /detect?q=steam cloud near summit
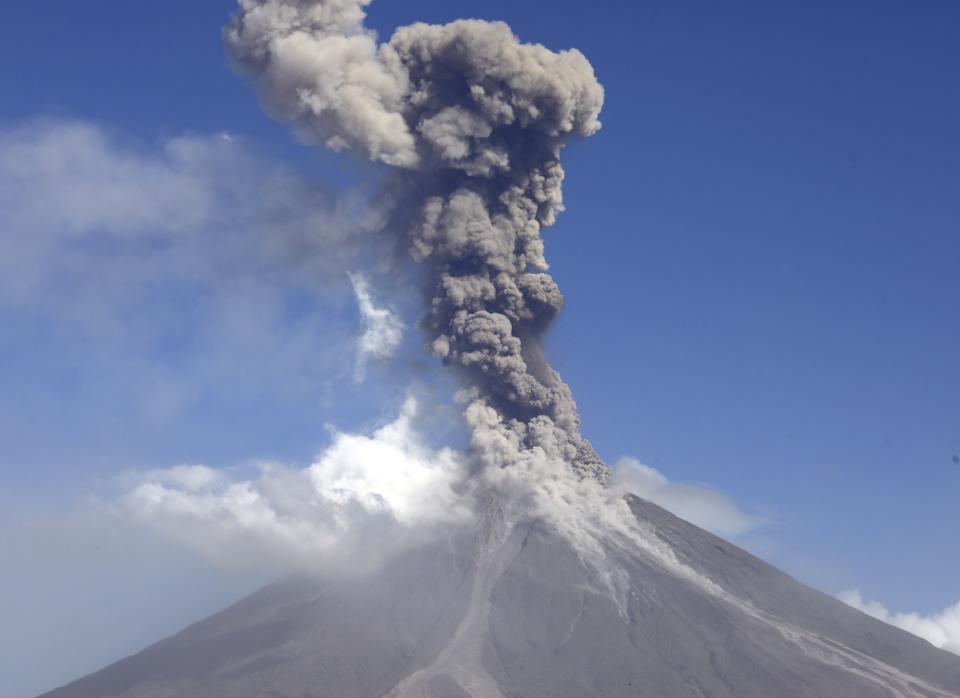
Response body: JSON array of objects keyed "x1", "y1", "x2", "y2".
[{"x1": 226, "y1": 0, "x2": 608, "y2": 481}]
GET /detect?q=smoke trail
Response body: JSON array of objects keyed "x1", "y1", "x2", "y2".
[{"x1": 226, "y1": 0, "x2": 608, "y2": 480}]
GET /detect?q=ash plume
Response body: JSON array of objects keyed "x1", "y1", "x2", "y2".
[{"x1": 226, "y1": 0, "x2": 607, "y2": 480}]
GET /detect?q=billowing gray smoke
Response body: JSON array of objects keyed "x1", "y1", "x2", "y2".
[{"x1": 226, "y1": 0, "x2": 608, "y2": 480}]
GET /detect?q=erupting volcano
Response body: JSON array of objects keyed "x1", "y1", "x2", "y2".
[{"x1": 39, "y1": 2, "x2": 960, "y2": 697}]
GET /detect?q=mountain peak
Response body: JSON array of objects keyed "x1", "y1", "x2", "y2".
[{"x1": 40, "y1": 496, "x2": 960, "y2": 698}]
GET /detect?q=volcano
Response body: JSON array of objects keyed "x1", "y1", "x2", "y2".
[{"x1": 40, "y1": 496, "x2": 960, "y2": 698}]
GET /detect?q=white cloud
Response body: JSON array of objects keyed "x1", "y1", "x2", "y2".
[
  {"x1": 116, "y1": 397, "x2": 472, "y2": 576},
  {"x1": 838, "y1": 590, "x2": 960, "y2": 655},
  {"x1": 610, "y1": 457, "x2": 764, "y2": 539},
  {"x1": 348, "y1": 272, "x2": 404, "y2": 380},
  {"x1": 136, "y1": 465, "x2": 227, "y2": 493},
  {"x1": 0, "y1": 118, "x2": 386, "y2": 302},
  {"x1": 0, "y1": 121, "x2": 212, "y2": 240},
  {"x1": 0, "y1": 119, "x2": 388, "y2": 425}
]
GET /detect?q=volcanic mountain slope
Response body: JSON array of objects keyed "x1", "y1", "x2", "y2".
[{"x1": 40, "y1": 496, "x2": 960, "y2": 698}]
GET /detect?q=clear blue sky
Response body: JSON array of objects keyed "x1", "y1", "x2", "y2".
[{"x1": 1, "y1": 1, "x2": 958, "y2": 695}]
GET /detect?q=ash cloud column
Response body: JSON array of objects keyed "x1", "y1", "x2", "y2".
[{"x1": 227, "y1": 1, "x2": 607, "y2": 480}]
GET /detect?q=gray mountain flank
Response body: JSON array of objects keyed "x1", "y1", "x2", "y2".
[{"x1": 40, "y1": 496, "x2": 960, "y2": 698}]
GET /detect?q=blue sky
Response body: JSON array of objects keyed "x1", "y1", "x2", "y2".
[{"x1": 1, "y1": 1, "x2": 958, "y2": 695}]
